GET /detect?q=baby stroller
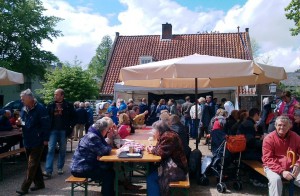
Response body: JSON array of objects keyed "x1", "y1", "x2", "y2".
[{"x1": 197, "y1": 130, "x2": 246, "y2": 193}]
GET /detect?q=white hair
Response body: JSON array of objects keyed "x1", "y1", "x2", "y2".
[
  {"x1": 92, "y1": 119, "x2": 108, "y2": 132},
  {"x1": 262, "y1": 97, "x2": 270, "y2": 105}
]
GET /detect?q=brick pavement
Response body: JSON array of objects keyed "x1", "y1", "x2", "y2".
[{"x1": 0, "y1": 139, "x2": 298, "y2": 196}]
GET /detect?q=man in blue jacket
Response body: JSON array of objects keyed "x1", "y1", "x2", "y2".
[
  {"x1": 16, "y1": 89, "x2": 50, "y2": 195},
  {"x1": 71, "y1": 119, "x2": 114, "y2": 196}
]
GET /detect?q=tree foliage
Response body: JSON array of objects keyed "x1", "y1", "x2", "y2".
[
  {"x1": 88, "y1": 35, "x2": 112, "y2": 79},
  {"x1": 0, "y1": 0, "x2": 62, "y2": 79},
  {"x1": 285, "y1": 0, "x2": 300, "y2": 36},
  {"x1": 37, "y1": 66, "x2": 99, "y2": 104}
]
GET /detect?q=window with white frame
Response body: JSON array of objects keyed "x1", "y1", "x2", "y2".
[{"x1": 139, "y1": 56, "x2": 153, "y2": 64}]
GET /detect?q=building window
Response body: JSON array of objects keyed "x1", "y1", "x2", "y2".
[{"x1": 139, "y1": 56, "x2": 153, "y2": 64}]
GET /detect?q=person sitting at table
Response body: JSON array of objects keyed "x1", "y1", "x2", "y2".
[
  {"x1": 262, "y1": 115, "x2": 300, "y2": 196},
  {"x1": 70, "y1": 119, "x2": 115, "y2": 196},
  {"x1": 102, "y1": 116, "x2": 141, "y2": 190},
  {"x1": 118, "y1": 113, "x2": 131, "y2": 139},
  {"x1": 0, "y1": 110, "x2": 21, "y2": 154},
  {"x1": 128, "y1": 110, "x2": 139, "y2": 134},
  {"x1": 0, "y1": 110, "x2": 13, "y2": 131},
  {"x1": 159, "y1": 110, "x2": 170, "y2": 122},
  {"x1": 168, "y1": 114, "x2": 191, "y2": 161},
  {"x1": 133, "y1": 110, "x2": 148, "y2": 128},
  {"x1": 103, "y1": 116, "x2": 121, "y2": 148},
  {"x1": 146, "y1": 120, "x2": 188, "y2": 196},
  {"x1": 9, "y1": 110, "x2": 20, "y2": 129},
  {"x1": 237, "y1": 108, "x2": 262, "y2": 161}
]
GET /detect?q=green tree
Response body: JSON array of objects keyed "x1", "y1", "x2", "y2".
[
  {"x1": 88, "y1": 35, "x2": 112, "y2": 79},
  {"x1": 0, "y1": 0, "x2": 62, "y2": 79},
  {"x1": 37, "y1": 66, "x2": 98, "y2": 104},
  {"x1": 285, "y1": 0, "x2": 300, "y2": 36}
]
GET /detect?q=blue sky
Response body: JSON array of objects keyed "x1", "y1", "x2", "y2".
[
  {"x1": 65, "y1": 0, "x2": 248, "y2": 25},
  {"x1": 41, "y1": 0, "x2": 299, "y2": 72}
]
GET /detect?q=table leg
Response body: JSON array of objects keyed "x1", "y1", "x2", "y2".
[{"x1": 115, "y1": 162, "x2": 119, "y2": 196}]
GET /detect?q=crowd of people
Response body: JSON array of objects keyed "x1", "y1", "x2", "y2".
[{"x1": 1, "y1": 88, "x2": 300, "y2": 196}]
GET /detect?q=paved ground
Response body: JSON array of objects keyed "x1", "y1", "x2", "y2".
[{"x1": 0, "y1": 138, "x2": 299, "y2": 196}]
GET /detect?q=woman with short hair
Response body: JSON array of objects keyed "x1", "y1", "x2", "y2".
[{"x1": 146, "y1": 120, "x2": 188, "y2": 196}]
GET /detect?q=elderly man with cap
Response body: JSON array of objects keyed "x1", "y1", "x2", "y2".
[{"x1": 71, "y1": 118, "x2": 115, "y2": 196}]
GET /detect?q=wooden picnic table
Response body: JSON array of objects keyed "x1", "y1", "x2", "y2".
[
  {"x1": 99, "y1": 127, "x2": 160, "y2": 196},
  {"x1": 0, "y1": 129, "x2": 22, "y2": 138}
]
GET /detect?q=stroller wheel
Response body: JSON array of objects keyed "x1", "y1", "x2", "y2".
[
  {"x1": 217, "y1": 182, "x2": 227, "y2": 193},
  {"x1": 197, "y1": 176, "x2": 209, "y2": 186},
  {"x1": 233, "y1": 181, "x2": 242, "y2": 190}
]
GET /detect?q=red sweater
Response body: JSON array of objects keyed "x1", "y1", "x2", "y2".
[
  {"x1": 118, "y1": 125, "x2": 131, "y2": 139},
  {"x1": 262, "y1": 130, "x2": 300, "y2": 174}
]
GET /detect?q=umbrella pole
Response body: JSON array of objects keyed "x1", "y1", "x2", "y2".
[{"x1": 195, "y1": 78, "x2": 199, "y2": 149}]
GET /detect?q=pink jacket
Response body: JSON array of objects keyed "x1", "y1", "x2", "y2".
[
  {"x1": 278, "y1": 98, "x2": 299, "y2": 122},
  {"x1": 262, "y1": 130, "x2": 300, "y2": 174},
  {"x1": 118, "y1": 124, "x2": 131, "y2": 139}
]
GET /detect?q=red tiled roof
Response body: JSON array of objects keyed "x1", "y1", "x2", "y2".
[{"x1": 101, "y1": 32, "x2": 252, "y2": 95}]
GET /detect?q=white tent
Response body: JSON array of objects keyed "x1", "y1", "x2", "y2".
[{"x1": 0, "y1": 67, "x2": 24, "y2": 85}]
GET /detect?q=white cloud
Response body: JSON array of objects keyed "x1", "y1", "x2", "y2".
[
  {"x1": 41, "y1": 0, "x2": 116, "y2": 65},
  {"x1": 214, "y1": 0, "x2": 300, "y2": 71},
  {"x1": 117, "y1": 0, "x2": 223, "y2": 35},
  {"x1": 41, "y1": 0, "x2": 300, "y2": 72}
]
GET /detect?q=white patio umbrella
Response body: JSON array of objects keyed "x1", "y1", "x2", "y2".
[
  {"x1": 119, "y1": 54, "x2": 287, "y2": 148},
  {"x1": 119, "y1": 54, "x2": 286, "y2": 88},
  {"x1": 0, "y1": 67, "x2": 24, "y2": 85}
]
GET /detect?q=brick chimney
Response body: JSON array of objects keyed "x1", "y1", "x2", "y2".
[{"x1": 162, "y1": 23, "x2": 172, "y2": 40}]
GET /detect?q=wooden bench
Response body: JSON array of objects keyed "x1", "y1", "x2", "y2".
[
  {"x1": 241, "y1": 160, "x2": 294, "y2": 195},
  {"x1": 0, "y1": 147, "x2": 25, "y2": 181},
  {"x1": 65, "y1": 175, "x2": 88, "y2": 196},
  {"x1": 169, "y1": 174, "x2": 190, "y2": 196},
  {"x1": 241, "y1": 160, "x2": 266, "y2": 177}
]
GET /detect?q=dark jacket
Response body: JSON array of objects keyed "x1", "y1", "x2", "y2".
[
  {"x1": 201, "y1": 104, "x2": 211, "y2": 128},
  {"x1": 169, "y1": 123, "x2": 191, "y2": 157},
  {"x1": 237, "y1": 117, "x2": 262, "y2": 160},
  {"x1": 139, "y1": 102, "x2": 149, "y2": 117},
  {"x1": 0, "y1": 115, "x2": 12, "y2": 131},
  {"x1": 47, "y1": 100, "x2": 75, "y2": 136},
  {"x1": 237, "y1": 117, "x2": 257, "y2": 148},
  {"x1": 181, "y1": 101, "x2": 193, "y2": 118},
  {"x1": 85, "y1": 106, "x2": 94, "y2": 125},
  {"x1": 20, "y1": 102, "x2": 50, "y2": 148},
  {"x1": 224, "y1": 115, "x2": 237, "y2": 135},
  {"x1": 75, "y1": 108, "x2": 88, "y2": 125},
  {"x1": 292, "y1": 123, "x2": 300, "y2": 136},
  {"x1": 71, "y1": 126, "x2": 112, "y2": 173}
]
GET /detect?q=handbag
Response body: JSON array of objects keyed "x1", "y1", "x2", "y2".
[{"x1": 226, "y1": 134, "x2": 246, "y2": 153}]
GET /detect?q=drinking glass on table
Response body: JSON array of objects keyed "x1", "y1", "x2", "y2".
[{"x1": 148, "y1": 136, "x2": 154, "y2": 146}]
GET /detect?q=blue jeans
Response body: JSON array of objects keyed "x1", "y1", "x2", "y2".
[
  {"x1": 45, "y1": 130, "x2": 66, "y2": 174},
  {"x1": 191, "y1": 119, "x2": 200, "y2": 138},
  {"x1": 184, "y1": 117, "x2": 192, "y2": 135},
  {"x1": 147, "y1": 170, "x2": 160, "y2": 196}
]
